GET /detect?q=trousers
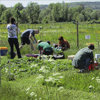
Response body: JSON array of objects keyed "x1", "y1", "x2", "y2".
[{"x1": 8, "y1": 38, "x2": 21, "y2": 59}]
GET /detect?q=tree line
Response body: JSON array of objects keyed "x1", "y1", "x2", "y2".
[{"x1": 0, "y1": 2, "x2": 100, "y2": 24}]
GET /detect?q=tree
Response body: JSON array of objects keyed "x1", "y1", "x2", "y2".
[
  {"x1": 75, "y1": 5, "x2": 84, "y2": 13},
  {"x1": 13, "y1": 3, "x2": 24, "y2": 22},
  {"x1": 47, "y1": 3, "x2": 55, "y2": 22},
  {"x1": 1, "y1": 8, "x2": 12, "y2": 23},
  {"x1": 26, "y1": 2, "x2": 40, "y2": 24},
  {"x1": 81, "y1": 8, "x2": 92, "y2": 21},
  {"x1": 90, "y1": 10, "x2": 99, "y2": 20},
  {"x1": 0, "y1": 4, "x2": 6, "y2": 21},
  {"x1": 20, "y1": 9, "x2": 28, "y2": 23},
  {"x1": 39, "y1": 8, "x2": 51, "y2": 23},
  {"x1": 68, "y1": 8, "x2": 75, "y2": 22},
  {"x1": 52, "y1": 3, "x2": 61, "y2": 22},
  {"x1": 60, "y1": 2, "x2": 68, "y2": 21},
  {"x1": 72, "y1": 12, "x2": 80, "y2": 21},
  {"x1": 77, "y1": 14, "x2": 85, "y2": 22}
]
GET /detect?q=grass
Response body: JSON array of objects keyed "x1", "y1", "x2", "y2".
[
  {"x1": 0, "y1": 22, "x2": 100, "y2": 100},
  {"x1": 0, "y1": 56, "x2": 100, "y2": 100},
  {"x1": 0, "y1": 22, "x2": 100, "y2": 55},
  {"x1": 1, "y1": 76, "x2": 100, "y2": 100}
]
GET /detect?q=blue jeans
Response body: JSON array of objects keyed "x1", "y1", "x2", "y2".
[{"x1": 83, "y1": 58, "x2": 91, "y2": 70}]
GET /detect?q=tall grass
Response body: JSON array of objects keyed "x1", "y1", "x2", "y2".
[
  {"x1": 1, "y1": 22, "x2": 100, "y2": 100},
  {"x1": 0, "y1": 22, "x2": 100, "y2": 55},
  {"x1": 1, "y1": 56, "x2": 100, "y2": 100}
]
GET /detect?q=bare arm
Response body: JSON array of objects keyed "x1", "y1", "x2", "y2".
[
  {"x1": 29, "y1": 34, "x2": 33, "y2": 41},
  {"x1": 33, "y1": 36, "x2": 37, "y2": 43},
  {"x1": 29, "y1": 34, "x2": 34, "y2": 50}
]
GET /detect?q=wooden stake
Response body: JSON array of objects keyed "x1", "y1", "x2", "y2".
[{"x1": 76, "y1": 21, "x2": 79, "y2": 48}]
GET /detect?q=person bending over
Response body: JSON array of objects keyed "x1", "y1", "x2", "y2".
[
  {"x1": 19, "y1": 29, "x2": 39, "y2": 50},
  {"x1": 72, "y1": 44, "x2": 95, "y2": 73},
  {"x1": 37, "y1": 41, "x2": 53, "y2": 55}
]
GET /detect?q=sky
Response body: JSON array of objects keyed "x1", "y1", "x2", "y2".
[{"x1": 0, "y1": 0, "x2": 100, "y2": 7}]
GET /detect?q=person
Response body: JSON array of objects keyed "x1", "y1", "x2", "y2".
[
  {"x1": 58, "y1": 36, "x2": 70, "y2": 51},
  {"x1": 19, "y1": 29, "x2": 39, "y2": 50},
  {"x1": 7, "y1": 17, "x2": 21, "y2": 59},
  {"x1": 37, "y1": 40, "x2": 53, "y2": 55},
  {"x1": 72, "y1": 44, "x2": 95, "y2": 73},
  {"x1": 52, "y1": 44, "x2": 65, "y2": 60},
  {"x1": 52, "y1": 44, "x2": 63, "y2": 54}
]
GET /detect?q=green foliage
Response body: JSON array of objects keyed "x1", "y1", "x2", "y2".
[
  {"x1": 1, "y1": 56, "x2": 100, "y2": 100},
  {"x1": 1, "y1": 2, "x2": 100, "y2": 24},
  {"x1": 1, "y1": 8, "x2": 12, "y2": 23},
  {"x1": 20, "y1": 9, "x2": 28, "y2": 23},
  {"x1": 26, "y1": 2, "x2": 40, "y2": 24},
  {"x1": 14, "y1": 3, "x2": 24, "y2": 11},
  {"x1": 0, "y1": 4, "x2": 6, "y2": 21},
  {"x1": 12, "y1": 3, "x2": 24, "y2": 22},
  {"x1": 0, "y1": 16, "x2": 100, "y2": 99}
]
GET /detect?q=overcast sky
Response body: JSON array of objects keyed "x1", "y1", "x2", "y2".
[{"x1": 0, "y1": 0, "x2": 100, "y2": 7}]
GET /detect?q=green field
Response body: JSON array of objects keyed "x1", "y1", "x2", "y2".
[
  {"x1": 0, "y1": 22, "x2": 100, "y2": 100},
  {"x1": 0, "y1": 22, "x2": 100, "y2": 55}
]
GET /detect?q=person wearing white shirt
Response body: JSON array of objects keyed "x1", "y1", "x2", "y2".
[{"x1": 7, "y1": 17, "x2": 21, "y2": 59}]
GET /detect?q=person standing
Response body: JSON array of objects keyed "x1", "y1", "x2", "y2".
[
  {"x1": 7, "y1": 17, "x2": 21, "y2": 59},
  {"x1": 19, "y1": 29, "x2": 39, "y2": 50}
]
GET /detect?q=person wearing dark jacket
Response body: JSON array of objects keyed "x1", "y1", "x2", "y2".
[{"x1": 72, "y1": 44, "x2": 95, "y2": 72}]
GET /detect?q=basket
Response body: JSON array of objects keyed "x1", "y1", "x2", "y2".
[{"x1": 0, "y1": 47, "x2": 8, "y2": 56}]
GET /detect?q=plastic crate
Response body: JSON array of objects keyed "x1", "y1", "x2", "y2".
[{"x1": 0, "y1": 47, "x2": 8, "y2": 56}]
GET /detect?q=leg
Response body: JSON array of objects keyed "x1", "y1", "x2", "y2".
[
  {"x1": 8, "y1": 38, "x2": 14, "y2": 59},
  {"x1": 19, "y1": 44, "x2": 23, "y2": 49},
  {"x1": 29, "y1": 39, "x2": 34, "y2": 50},
  {"x1": 78, "y1": 58, "x2": 91, "y2": 73},
  {"x1": 84, "y1": 58, "x2": 91, "y2": 70},
  {"x1": 30, "y1": 42, "x2": 34, "y2": 50},
  {"x1": 19, "y1": 37, "x2": 25, "y2": 49},
  {"x1": 14, "y1": 38, "x2": 21, "y2": 58}
]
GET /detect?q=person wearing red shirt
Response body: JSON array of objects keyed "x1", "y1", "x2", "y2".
[{"x1": 58, "y1": 36, "x2": 70, "y2": 51}]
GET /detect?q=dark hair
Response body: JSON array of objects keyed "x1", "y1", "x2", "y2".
[
  {"x1": 88, "y1": 44, "x2": 95, "y2": 50},
  {"x1": 58, "y1": 36, "x2": 63, "y2": 40},
  {"x1": 54, "y1": 44, "x2": 58, "y2": 48},
  {"x1": 47, "y1": 41, "x2": 50, "y2": 45},
  {"x1": 10, "y1": 17, "x2": 16, "y2": 24}
]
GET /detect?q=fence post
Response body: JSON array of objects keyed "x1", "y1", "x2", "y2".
[
  {"x1": 98, "y1": 41, "x2": 100, "y2": 49},
  {"x1": 0, "y1": 23, "x2": 1, "y2": 86},
  {"x1": 76, "y1": 21, "x2": 79, "y2": 48},
  {"x1": 0, "y1": 68, "x2": 1, "y2": 87},
  {"x1": 16, "y1": 8, "x2": 19, "y2": 38}
]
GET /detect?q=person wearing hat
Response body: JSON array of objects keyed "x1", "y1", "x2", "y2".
[
  {"x1": 58, "y1": 36, "x2": 70, "y2": 51},
  {"x1": 37, "y1": 41, "x2": 53, "y2": 55},
  {"x1": 72, "y1": 44, "x2": 95, "y2": 73},
  {"x1": 19, "y1": 29, "x2": 39, "y2": 50}
]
